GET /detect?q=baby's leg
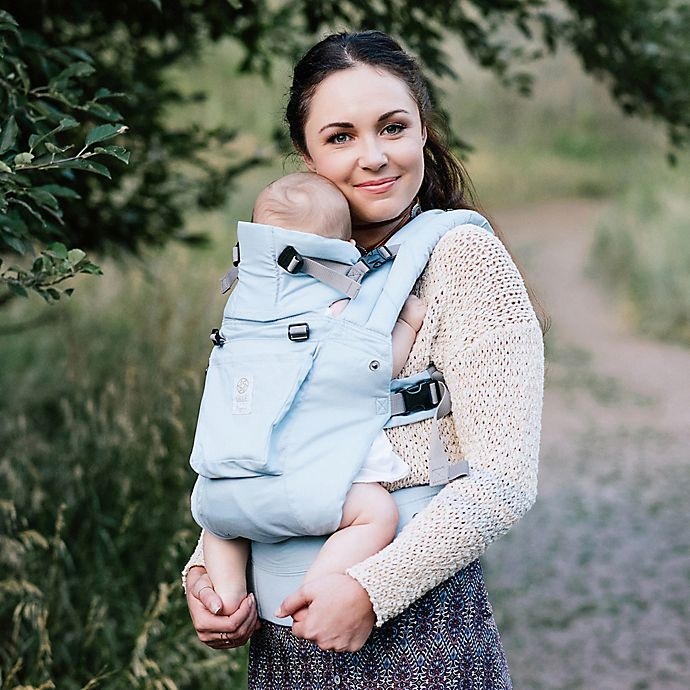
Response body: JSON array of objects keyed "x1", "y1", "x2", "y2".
[
  {"x1": 202, "y1": 533, "x2": 250, "y2": 616},
  {"x1": 392, "y1": 295, "x2": 426, "y2": 377},
  {"x1": 304, "y1": 483, "x2": 398, "y2": 583}
]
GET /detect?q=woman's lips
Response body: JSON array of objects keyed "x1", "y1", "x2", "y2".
[{"x1": 354, "y1": 177, "x2": 398, "y2": 194}]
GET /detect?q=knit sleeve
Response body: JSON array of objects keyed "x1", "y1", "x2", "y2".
[
  {"x1": 347, "y1": 226, "x2": 544, "y2": 625},
  {"x1": 181, "y1": 530, "x2": 206, "y2": 592}
]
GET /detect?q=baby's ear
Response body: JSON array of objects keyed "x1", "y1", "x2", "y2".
[{"x1": 348, "y1": 239, "x2": 357, "y2": 245}]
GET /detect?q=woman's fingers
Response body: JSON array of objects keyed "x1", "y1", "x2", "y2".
[
  {"x1": 276, "y1": 586, "x2": 311, "y2": 618},
  {"x1": 196, "y1": 582, "x2": 223, "y2": 615},
  {"x1": 185, "y1": 568, "x2": 259, "y2": 649}
]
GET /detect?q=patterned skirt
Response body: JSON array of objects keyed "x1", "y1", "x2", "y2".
[{"x1": 248, "y1": 559, "x2": 512, "y2": 689}]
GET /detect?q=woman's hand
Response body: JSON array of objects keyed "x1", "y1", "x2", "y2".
[
  {"x1": 185, "y1": 566, "x2": 260, "y2": 649},
  {"x1": 276, "y1": 573, "x2": 376, "y2": 652}
]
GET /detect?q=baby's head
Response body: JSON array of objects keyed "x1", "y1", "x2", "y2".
[{"x1": 252, "y1": 172, "x2": 351, "y2": 241}]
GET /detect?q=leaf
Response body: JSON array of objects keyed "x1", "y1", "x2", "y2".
[
  {"x1": 67, "y1": 249, "x2": 86, "y2": 265},
  {"x1": 8, "y1": 282, "x2": 28, "y2": 298},
  {"x1": 94, "y1": 145, "x2": 130, "y2": 164},
  {"x1": 14, "y1": 152, "x2": 34, "y2": 166},
  {"x1": 58, "y1": 117, "x2": 79, "y2": 131},
  {"x1": 45, "y1": 142, "x2": 71, "y2": 154},
  {"x1": 2, "y1": 234, "x2": 26, "y2": 253},
  {"x1": 0, "y1": 116, "x2": 18, "y2": 154},
  {"x1": 51, "y1": 62, "x2": 96, "y2": 85},
  {"x1": 82, "y1": 102, "x2": 122, "y2": 122},
  {"x1": 39, "y1": 184, "x2": 81, "y2": 200},
  {"x1": 85, "y1": 124, "x2": 128, "y2": 146},
  {"x1": 55, "y1": 158, "x2": 112, "y2": 178},
  {"x1": 0, "y1": 11, "x2": 19, "y2": 27},
  {"x1": 31, "y1": 189, "x2": 59, "y2": 210},
  {"x1": 148, "y1": 0, "x2": 162, "y2": 10},
  {"x1": 46, "y1": 242, "x2": 68, "y2": 259},
  {"x1": 0, "y1": 161, "x2": 12, "y2": 173}
]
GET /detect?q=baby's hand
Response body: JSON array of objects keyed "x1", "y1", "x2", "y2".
[
  {"x1": 398, "y1": 295, "x2": 426, "y2": 332},
  {"x1": 216, "y1": 584, "x2": 249, "y2": 617}
]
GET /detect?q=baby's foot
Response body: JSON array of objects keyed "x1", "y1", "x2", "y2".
[{"x1": 399, "y1": 295, "x2": 426, "y2": 332}]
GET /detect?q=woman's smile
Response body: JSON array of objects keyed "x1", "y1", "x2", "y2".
[{"x1": 353, "y1": 176, "x2": 399, "y2": 194}]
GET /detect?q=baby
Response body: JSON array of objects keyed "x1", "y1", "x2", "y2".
[{"x1": 202, "y1": 172, "x2": 426, "y2": 617}]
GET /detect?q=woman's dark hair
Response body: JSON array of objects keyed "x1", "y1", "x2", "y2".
[{"x1": 286, "y1": 30, "x2": 477, "y2": 213}]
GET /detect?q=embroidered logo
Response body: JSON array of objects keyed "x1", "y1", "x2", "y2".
[{"x1": 232, "y1": 375, "x2": 253, "y2": 414}]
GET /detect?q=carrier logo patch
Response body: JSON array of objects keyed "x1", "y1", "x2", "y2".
[{"x1": 232, "y1": 375, "x2": 253, "y2": 414}]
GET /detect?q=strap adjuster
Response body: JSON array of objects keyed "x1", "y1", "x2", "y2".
[
  {"x1": 287, "y1": 322, "x2": 310, "y2": 342},
  {"x1": 359, "y1": 245, "x2": 393, "y2": 270},
  {"x1": 278, "y1": 246, "x2": 304, "y2": 274},
  {"x1": 400, "y1": 379, "x2": 441, "y2": 414},
  {"x1": 210, "y1": 328, "x2": 226, "y2": 347}
]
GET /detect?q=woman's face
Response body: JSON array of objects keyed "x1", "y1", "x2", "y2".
[{"x1": 301, "y1": 64, "x2": 427, "y2": 228}]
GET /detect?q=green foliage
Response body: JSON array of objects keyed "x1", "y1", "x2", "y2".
[
  {"x1": 2, "y1": 0, "x2": 688, "y2": 295},
  {"x1": 0, "y1": 10, "x2": 130, "y2": 303},
  {"x1": 0, "y1": 258, "x2": 247, "y2": 688}
]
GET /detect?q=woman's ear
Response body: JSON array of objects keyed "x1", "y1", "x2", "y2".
[
  {"x1": 301, "y1": 152, "x2": 316, "y2": 172},
  {"x1": 421, "y1": 124, "x2": 428, "y2": 147}
]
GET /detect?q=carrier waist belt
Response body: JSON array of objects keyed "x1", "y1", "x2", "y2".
[{"x1": 248, "y1": 484, "x2": 442, "y2": 625}]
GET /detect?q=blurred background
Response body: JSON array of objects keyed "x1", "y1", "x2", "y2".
[{"x1": 1, "y1": 2, "x2": 689, "y2": 688}]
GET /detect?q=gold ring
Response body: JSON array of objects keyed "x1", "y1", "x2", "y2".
[{"x1": 220, "y1": 631, "x2": 232, "y2": 642}]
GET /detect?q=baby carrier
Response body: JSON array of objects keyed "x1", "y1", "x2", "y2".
[{"x1": 190, "y1": 209, "x2": 493, "y2": 543}]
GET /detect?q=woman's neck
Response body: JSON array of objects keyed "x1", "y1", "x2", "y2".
[{"x1": 352, "y1": 200, "x2": 418, "y2": 252}]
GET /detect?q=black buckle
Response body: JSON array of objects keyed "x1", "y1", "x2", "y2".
[
  {"x1": 400, "y1": 379, "x2": 440, "y2": 414},
  {"x1": 287, "y1": 322, "x2": 310, "y2": 342},
  {"x1": 360, "y1": 245, "x2": 393, "y2": 271},
  {"x1": 278, "y1": 246, "x2": 304, "y2": 274},
  {"x1": 210, "y1": 328, "x2": 226, "y2": 347}
]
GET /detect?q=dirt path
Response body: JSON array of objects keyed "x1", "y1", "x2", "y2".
[{"x1": 483, "y1": 201, "x2": 690, "y2": 690}]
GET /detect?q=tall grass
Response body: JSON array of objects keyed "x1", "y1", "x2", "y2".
[
  {"x1": 0, "y1": 247, "x2": 247, "y2": 689},
  {"x1": 590, "y1": 155, "x2": 690, "y2": 346}
]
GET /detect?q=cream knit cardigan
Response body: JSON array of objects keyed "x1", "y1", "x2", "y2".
[{"x1": 183, "y1": 224, "x2": 544, "y2": 626}]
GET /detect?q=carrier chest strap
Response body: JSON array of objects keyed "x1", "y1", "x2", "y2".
[{"x1": 219, "y1": 243, "x2": 399, "y2": 296}]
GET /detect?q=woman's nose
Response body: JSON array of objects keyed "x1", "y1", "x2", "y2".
[{"x1": 358, "y1": 137, "x2": 387, "y2": 170}]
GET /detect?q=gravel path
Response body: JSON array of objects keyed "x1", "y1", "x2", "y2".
[{"x1": 483, "y1": 201, "x2": 690, "y2": 690}]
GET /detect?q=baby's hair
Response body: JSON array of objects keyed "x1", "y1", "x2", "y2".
[{"x1": 253, "y1": 172, "x2": 351, "y2": 241}]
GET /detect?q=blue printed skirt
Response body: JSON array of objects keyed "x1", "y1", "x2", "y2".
[{"x1": 248, "y1": 559, "x2": 512, "y2": 689}]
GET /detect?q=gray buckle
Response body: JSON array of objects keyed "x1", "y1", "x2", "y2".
[{"x1": 287, "y1": 323, "x2": 310, "y2": 342}]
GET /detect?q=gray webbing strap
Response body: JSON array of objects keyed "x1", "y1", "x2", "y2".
[
  {"x1": 220, "y1": 266, "x2": 239, "y2": 294},
  {"x1": 427, "y1": 381, "x2": 469, "y2": 486},
  {"x1": 300, "y1": 256, "x2": 363, "y2": 298}
]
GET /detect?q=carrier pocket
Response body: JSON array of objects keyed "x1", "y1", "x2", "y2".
[{"x1": 190, "y1": 339, "x2": 316, "y2": 478}]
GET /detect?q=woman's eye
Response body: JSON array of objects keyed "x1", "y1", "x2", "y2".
[
  {"x1": 382, "y1": 123, "x2": 405, "y2": 135},
  {"x1": 328, "y1": 132, "x2": 350, "y2": 144}
]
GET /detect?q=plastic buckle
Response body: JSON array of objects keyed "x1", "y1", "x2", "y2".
[
  {"x1": 278, "y1": 246, "x2": 304, "y2": 274},
  {"x1": 400, "y1": 379, "x2": 440, "y2": 414},
  {"x1": 210, "y1": 328, "x2": 226, "y2": 347},
  {"x1": 287, "y1": 323, "x2": 310, "y2": 342},
  {"x1": 360, "y1": 245, "x2": 393, "y2": 271},
  {"x1": 232, "y1": 243, "x2": 240, "y2": 267}
]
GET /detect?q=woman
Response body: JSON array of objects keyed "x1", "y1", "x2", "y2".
[{"x1": 184, "y1": 30, "x2": 544, "y2": 688}]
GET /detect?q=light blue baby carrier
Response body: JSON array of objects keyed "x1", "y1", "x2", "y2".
[{"x1": 190, "y1": 208, "x2": 493, "y2": 544}]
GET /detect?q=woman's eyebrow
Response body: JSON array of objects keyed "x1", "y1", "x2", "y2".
[
  {"x1": 319, "y1": 121, "x2": 354, "y2": 133},
  {"x1": 318, "y1": 109, "x2": 411, "y2": 134}
]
